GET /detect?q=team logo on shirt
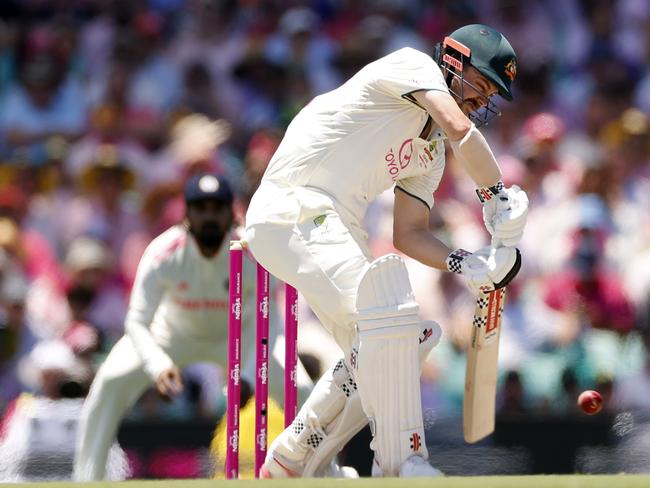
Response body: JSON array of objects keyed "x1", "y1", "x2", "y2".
[
  {"x1": 385, "y1": 139, "x2": 414, "y2": 180},
  {"x1": 313, "y1": 214, "x2": 327, "y2": 228},
  {"x1": 398, "y1": 139, "x2": 414, "y2": 169},
  {"x1": 419, "y1": 144, "x2": 435, "y2": 169},
  {"x1": 385, "y1": 147, "x2": 399, "y2": 179}
]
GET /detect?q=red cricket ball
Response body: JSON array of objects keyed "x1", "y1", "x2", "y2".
[{"x1": 578, "y1": 390, "x2": 603, "y2": 415}]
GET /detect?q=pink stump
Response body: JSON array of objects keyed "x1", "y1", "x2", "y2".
[
  {"x1": 226, "y1": 241, "x2": 243, "y2": 479},
  {"x1": 284, "y1": 284, "x2": 299, "y2": 428},
  {"x1": 254, "y1": 264, "x2": 270, "y2": 478}
]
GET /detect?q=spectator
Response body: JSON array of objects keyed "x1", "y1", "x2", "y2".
[
  {"x1": 239, "y1": 129, "x2": 280, "y2": 206},
  {"x1": 65, "y1": 103, "x2": 151, "y2": 188},
  {"x1": 543, "y1": 219, "x2": 635, "y2": 336},
  {"x1": 0, "y1": 215, "x2": 59, "y2": 283},
  {"x1": 265, "y1": 7, "x2": 339, "y2": 97},
  {"x1": 66, "y1": 145, "x2": 144, "y2": 259},
  {"x1": 121, "y1": 11, "x2": 182, "y2": 116},
  {"x1": 614, "y1": 326, "x2": 650, "y2": 412},
  {"x1": 0, "y1": 340, "x2": 128, "y2": 482},
  {"x1": 498, "y1": 370, "x2": 528, "y2": 415},
  {"x1": 26, "y1": 235, "x2": 127, "y2": 345},
  {"x1": 0, "y1": 50, "x2": 86, "y2": 165},
  {"x1": 0, "y1": 272, "x2": 35, "y2": 410},
  {"x1": 178, "y1": 62, "x2": 224, "y2": 119},
  {"x1": 170, "y1": 0, "x2": 247, "y2": 126},
  {"x1": 63, "y1": 236, "x2": 126, "y2": 345}
]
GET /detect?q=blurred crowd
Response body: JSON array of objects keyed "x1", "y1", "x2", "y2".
[{"x1": 0, "y1": 0, "x2": 650, "y2": 478}]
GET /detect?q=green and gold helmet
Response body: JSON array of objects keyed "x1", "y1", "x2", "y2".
[
  {"x1": 435, "y1": 24, "x2": 517, "y2": 125},
  {"x1": 448, "y1": 24, "x2": 517, "y2": 100}
]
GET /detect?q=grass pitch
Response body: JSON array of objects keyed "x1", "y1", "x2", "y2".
[{"x1": 3, "y1": 475, "x2": 650, "y2": 488}]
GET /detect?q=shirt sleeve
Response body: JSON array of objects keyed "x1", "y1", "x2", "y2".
[
  {"x1": 124, "y1": 245, "x2": 174, "y2": 380},
  {"x1": 374, "y1": 48, "x2": 449, "y2": 102},
  {"x1": 395, "y1": 156, "x2": 446, "y2": 209}
]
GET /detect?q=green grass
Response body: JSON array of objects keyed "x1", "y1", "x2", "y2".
[{"x1": 3, "y1": 475, "x2": 650, "y2": 488}]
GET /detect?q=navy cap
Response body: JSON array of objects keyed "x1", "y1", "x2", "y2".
[{"x1": 184, "y1": 173, "x2": 233, "y2": 205}]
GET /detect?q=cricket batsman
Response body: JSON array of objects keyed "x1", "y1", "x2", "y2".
[
  {"x1": 245, "y1": 24, "x2": 528, "y2": 477},
  {"x1": 73, "y1": 173, "x2": 313, "y2": 481}
]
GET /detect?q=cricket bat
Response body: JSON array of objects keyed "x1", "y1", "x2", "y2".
[{"x1": 463, "y1": 287, "x2": 506, "y2": 443}]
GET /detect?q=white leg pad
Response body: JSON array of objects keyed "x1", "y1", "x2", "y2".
[
  {"x1": 304, "y1": 319, "x2": 440, "y2": 476},
  {"x1": 301, "y1": 360, "x2": 366, "y2": 476},
  {"x1": 417, "y1": 320, "x2": 442, "y2": 365},
  {"x1": 355, "y1": 254, "x2": 428, "y2": 476},
  {"x1": 265, "y1": 319, "x2": 441, "y2": 477},
  {"x1": 265, "y1": 358, "x2": 366, "y2": 476}
]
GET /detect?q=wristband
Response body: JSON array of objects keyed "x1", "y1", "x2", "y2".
[
  {"x1": 475, "y1": 180, "x2": 504, "y2": 203},
  {"x1": 446, "y1": 248, "x2": 472, "y2": 274}
]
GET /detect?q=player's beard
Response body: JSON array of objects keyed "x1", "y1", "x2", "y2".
[
  {"x1": 460, "y1": 98, "x2": 480, "y2": 116},
  {"x1": 192, "y1": 222, "x2": 226, "y2": 249}
]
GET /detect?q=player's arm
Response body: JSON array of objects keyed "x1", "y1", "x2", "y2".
[
  {"x1": 411, "y1": 89, "x2": 501, "y2": 187},
  {"x1": 393, "y1": 187, "x2": 452, "y2": 270},
  {"x1": 411, "y1": 89, "x2": 528, "y2": 247},
  {"x1": 125, "y1": 253, "x2": 183, "y2": 397},
  {"x1": 394, "y1": 188, "x2": 521, "y2": 292}
]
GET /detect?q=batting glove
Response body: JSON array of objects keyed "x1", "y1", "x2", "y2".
[
  {"x1": 476, "y1": 182, "x2": 529, "y2": 247},
  {"x1": 447, "y1": 246, "x2": 522, "y2": 295}
]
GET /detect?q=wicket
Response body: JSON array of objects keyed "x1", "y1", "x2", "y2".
[{"x1": 226, "y1": 240, "x2": 299, "y2": 479}]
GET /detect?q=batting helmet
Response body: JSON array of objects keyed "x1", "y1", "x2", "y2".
[{"x1": 446, "y1": 24, "x2": 517, "y2": 101}]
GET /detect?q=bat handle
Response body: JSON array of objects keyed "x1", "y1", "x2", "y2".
[{"x1": 491, "y1": 237, "x2": 501, "y2": 248}]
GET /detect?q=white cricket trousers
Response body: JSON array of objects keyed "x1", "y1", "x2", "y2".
[
  {"x1": 245, "y1": 181, "x2": 373, "y2": 356},
  {"x1": 73, "y1": 330, "x2": 311, "y2": 481}
]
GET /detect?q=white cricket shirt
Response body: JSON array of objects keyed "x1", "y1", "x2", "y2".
[
  {"x1": 262, "y1": 47, "x2": 448, "y2": 224},
  {"x1": 124, "y1": 226, "x2": 255, "y2": 379}
]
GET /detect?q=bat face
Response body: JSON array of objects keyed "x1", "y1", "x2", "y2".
[{"x1": 463, "y1": 288, "x2": 506, "y2": 443}]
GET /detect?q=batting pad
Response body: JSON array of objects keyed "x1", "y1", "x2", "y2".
[
  {"x1": 355, "y1": 254, "x2": 428, "y2": 476},
  {"x1": 261, "y1": 358, "x2": 366, "y2": 477}
]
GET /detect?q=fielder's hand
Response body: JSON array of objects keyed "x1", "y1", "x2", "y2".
[
  {"x1": 447, "y1": 246, "x2": 522, "y2": 295},
  {"x1": 156, "y1": 366, "x2": 184, "y2": 400},
  {"x1": 476, "y1": 182, "x2": 529, "y2": 247}
]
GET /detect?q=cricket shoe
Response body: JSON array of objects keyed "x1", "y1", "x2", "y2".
[
  {"x1": 371, "y1": 455, "x2": 443, "y2": 477},
  {"x1": 399, "y1": 455, "x2": 444, "y2": 477},
  {"x1": 259, "y1": 455, "x2": 299, "y2": 478},
  {"x1": 323, "y1": 459, "x2": 359, "y2": 478},
  {"x1": 260, "y1": 455, "x2": 359, "y2": 479}
]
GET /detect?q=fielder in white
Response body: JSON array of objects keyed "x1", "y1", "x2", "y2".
[
  {"x1": 73, "y1": 173, "x2": 312, "y2": 481},
  {"x1": 245, "y1": 24, "x2": 529, "y2": 477}
]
